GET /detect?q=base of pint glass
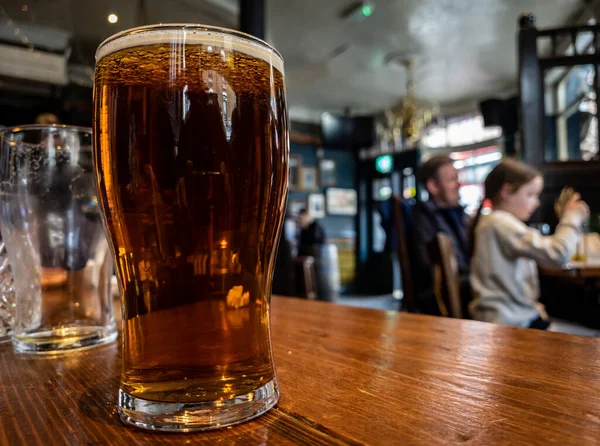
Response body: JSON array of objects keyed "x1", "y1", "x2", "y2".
[
  {"x1": 118, "y1": 379, "x2": 279, "y2": 432},
  {"x1": 12, "y1": 325, "x2": 117, "y2": 354}
]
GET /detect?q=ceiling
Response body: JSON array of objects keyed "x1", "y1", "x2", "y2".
[{"x1": 0, "y1": 0, "x2": 592, "y2": 120}]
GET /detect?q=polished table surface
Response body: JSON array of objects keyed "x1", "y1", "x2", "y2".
[
  {"x1": 1, "y1": 297, "x2": 600, "y2": 445},
  {"x1": 540, "y1": 260, "x2": 600, "y2": 279},
  {"x1": 566, "y1": 261, "x2": 600, "y2": 278}
]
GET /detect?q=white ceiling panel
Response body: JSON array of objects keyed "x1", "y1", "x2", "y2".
[{"x1": 0, "y1": 0, "x2": 588, "y2": 118}]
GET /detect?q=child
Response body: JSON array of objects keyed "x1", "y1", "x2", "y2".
[{"x1": 469, "y1": 159, "x2": 589, "y2": 329}]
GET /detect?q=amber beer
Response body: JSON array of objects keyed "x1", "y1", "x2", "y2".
[{"x1": 93, "y1": 25, "x2": 288, "y2": 431}]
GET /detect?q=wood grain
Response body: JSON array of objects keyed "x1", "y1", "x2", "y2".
[{"x1": 1, "y1": 297, "x2": 600, "y2": 445}]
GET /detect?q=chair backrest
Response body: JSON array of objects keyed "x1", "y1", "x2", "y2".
[
  {"x1": 294, "y1": 256, "x2": 318, "y2": 300},
  {"x1": 391, "y1": 195, "x2": 417, "y2": 312},
  {"x1": 427, "y1": 232, "x2": 463, "y2": 318}
]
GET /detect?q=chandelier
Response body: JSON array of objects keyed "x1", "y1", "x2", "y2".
[{"x1": 377, "y1": 58, "x2": 437, "y2": 151}]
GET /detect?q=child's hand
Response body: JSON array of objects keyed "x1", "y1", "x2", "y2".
[
  {"x1": 564, "y1": 193, "x2": 590, "y2": 219},
  {"x1": 555, "y1": 186, "x2": 575, "y2": 218}
]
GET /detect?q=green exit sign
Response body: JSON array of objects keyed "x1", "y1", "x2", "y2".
[{"x1": 375, "y1": 155, "x2": 393, "y2": 174}]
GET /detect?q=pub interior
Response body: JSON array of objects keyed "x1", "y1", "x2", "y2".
[{"x1": 1, "y1": 0, "x2": 600, "y2": 444}]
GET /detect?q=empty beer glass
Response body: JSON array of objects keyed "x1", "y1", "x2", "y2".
[{"x1": 0, "y1": 125, "x2": 117, "y2": 353}]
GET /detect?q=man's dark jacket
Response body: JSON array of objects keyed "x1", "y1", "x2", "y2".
[{"x1": 409, "y1": 200, "x2": 470, "y2": 315}]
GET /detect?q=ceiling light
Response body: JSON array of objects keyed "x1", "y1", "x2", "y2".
[
  {"x1": 21, "y1": 5, "x2": 28, "y2": 12},
  {"x1": 108, "y1": 13, "x2": 118, "y2": 24}
]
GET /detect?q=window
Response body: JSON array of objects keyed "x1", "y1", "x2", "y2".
[
  {"x1": 544, "y1": 28, "x2": 599, "y2": 162},
  {"x1": 554, "y1": 65, "x2": 598, "y2": 161},
  {"x1": 423, "y1": 115, "x2": 502, "y2": 149},
  {"x1": 450, "y1": 147, "x2": 502, "y2": 216}
]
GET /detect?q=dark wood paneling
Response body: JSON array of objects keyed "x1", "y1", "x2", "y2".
[{"x1": 518, "y1": 23, "x2": 545, "y2": 167}]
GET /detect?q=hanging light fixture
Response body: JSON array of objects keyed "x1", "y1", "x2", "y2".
[
  {"x1": 401, "y1": 59, "x2": 419, "y2": 142},
  {"x1": 381, "y1": 55, "x2": 438, "y2": 150}
]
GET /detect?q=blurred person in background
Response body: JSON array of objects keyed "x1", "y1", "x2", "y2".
[
  {"x1": 297, "y1": 208, "x2": 326, "y2": 256},
  {"x1": 411, "y1": 155, "x2": 471, "y2": 315},
  {"x1": 469, "y1": 160, "x2": 589, "y2": 329}
]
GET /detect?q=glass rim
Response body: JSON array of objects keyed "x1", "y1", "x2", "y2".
[
  {"x1": 95, "y1": 23, "x2": 284, "y2": 67},
  {"x1": 0, "y1": 124, "x2": 92, "y2": 135}
]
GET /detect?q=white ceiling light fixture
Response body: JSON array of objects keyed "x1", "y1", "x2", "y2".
[{"x1": 108, "y1": 13, "x2": 118, "y2": 24}]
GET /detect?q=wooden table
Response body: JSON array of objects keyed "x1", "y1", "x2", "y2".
[
  {"x1": 1, "y1": 297, "x2": 600, "y2": 445},
  {"x1": 539, "y1": 262, "x2": 600, "y2": 328},
  {"x1": 540, "y1": 260, "x2": 600, "y2": 279},
  {"x1": 567, "y1": 261, "x2": 600, "y2": 278}
]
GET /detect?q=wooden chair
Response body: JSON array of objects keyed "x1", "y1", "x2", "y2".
[
  {"x1": 294, "y1": 256, "x2": 318, "y2": 300},
  {"x1": 427, "y1": 232, "x2": 463, "y2": 318},
  {"x1": 391, "y1": 195, "x2": 417, "y2": 312}
]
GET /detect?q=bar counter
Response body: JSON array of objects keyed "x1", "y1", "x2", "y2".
[{"x1": 1, "y1": 297, "x2": 599, "y2": 445}]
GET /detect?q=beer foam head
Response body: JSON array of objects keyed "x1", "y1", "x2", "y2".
[{"x1": 96, "y1": 24, "x2": 284, "y2": 74}]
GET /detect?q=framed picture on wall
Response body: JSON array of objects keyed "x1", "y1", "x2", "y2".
[
  {"x1": 301, "y1": 166, "x2": 318, "y2": 191},
  {"x1": 289, "y1": 155, "x2": 302, "y2": 190},
  {"x1": 288, "y1": 199, "x2": 307, "y2": 217},
  {"x1": 319, "y1": 159, "x2": 336, "y2": 187},
  {"x1": 326, "y1": 188, "x2": 357, "y2": 215},
  {"x1": 308, "y1": 194, "x2": 326, "y2": 219}
]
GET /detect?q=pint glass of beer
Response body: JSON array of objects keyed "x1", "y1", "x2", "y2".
[{"x1": 93, "y1": 25, "x2": 288, "y2": 431}]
